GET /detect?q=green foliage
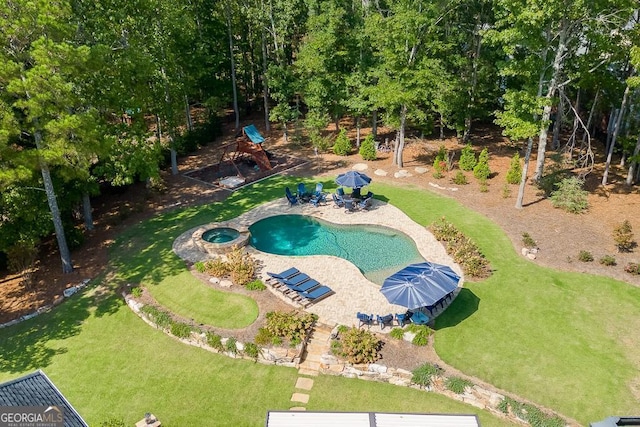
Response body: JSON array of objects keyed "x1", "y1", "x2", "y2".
[
  {"x1": 243, "y1": 342, "x2": 261, "y2": 360},
  {"x1": 506, "y1": 153, "x2": 522, "y2": 184},
  {"x1": 411, "y1": 363, "x2": 442, "y2": 387},
  {"x1": 479, "y1": 181, "x2": 489, "y2": 192},
  {"x1": 459, "y1": 145, "x2": 477, "y2": 171},
  {"x1": 445, "y1": 377, "x2": 473, "y2": 394},
  {"x1": 613, "y1": 220, "x2": 635, "y2": 252},
  {"x1": 624, "y1": 263, "x2": 640, "y2": 275},
  {"x1": 265, "y1": 311, "x2": 317, "y2": 345},
  {"x1": 337, "y1": 325, "x2": 349, "y2": 334},
  {"x1": 131, "y1": 287, "x2": 143, "y2": 298},
  {"x1": 140, "y1": 306, "x2": 173, "y2": 329},
  {"x1": 501, "y1": 184, "x2": 511, "y2": 198},
  {"x1": 473, "y1": 148, "x2": 491, "y2": 180},
  {"x1": 333, "y1": 129, "x2": 352, "y2": 156},
  {"x1": 550, "y1": 177, "x2": 588, "y2": 213},
  {"x1": 578, "y1": 250, "x2": 594, "y2": 262},
  {"x1": 498, "y1": 397, "x2": 565, "y2": 427},
  {"x1": 331, "y1": 327, "x2": 380, "y2": 364},
  {"x1": 225, "y1": 337, "x2": 238, "y2": 354},
  {"x1": 389, "y1": 327, "x2": 405, "y2": 340},
  {"x1": 359, "y1": 134, "x2": 377, "y2": 160},
  {"x1": 170, "y1": 322, "x2": 192, "y2": 339},
  {"x1": 226, "y1": 248, "x2": 256, "y2": 285},
  {"x1": 522, "y1": 233, "x2": 537, "y2": 249},
  {"x1": 409, "y1": 325, "x2": 432, "y2": 346},
  {"x1": 245, "y1": 279, "x2": 266, "y2": 291},
  {"x1": 203, "y1": 258, "x2": 230, "y2": 277},
  {"x1": 254, "y1": 328, "x2": 273, "y2": 346},
  {"x1": 433, "y1": 145, "x2": 448, "y2": 176},
  {"x1": 194, "y1": 261, "x2": 206, "y2": 273},
  {"x1": 206, "y1": 332, "x2": 224, "y2": 351},
  {"x1": 430, "y1": 217, "x2": 491, "y2": 278},
  {"x1": 599, "y1": 255, "x2": 616, "y2": 266},
  {"x1": 5, "y1": 241, "x2": 38, "y2": 287},
  {"x1": 452, "y1": 171, "x2": 468, "y2": 185}
]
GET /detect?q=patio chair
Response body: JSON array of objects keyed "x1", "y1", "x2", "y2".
[
  {"x1": 357, "y1": 312, "x2": 374, "y2": 328},
  {"x1": 352, "y1": 187, "x2": 362, "y2": 199},
  {"x1": 332, "y1": 193, "x2": 345, "y2": 208},
  {"x1": 267, "y1": 270, "x2": 310, "y2": 287},
  {"x1": 376, "y1": 314, "x2": 394, "y2": 330},
  {"x1": 357, "y1": 197, "x2": 373, "y2": 210},
  {"x1": 299, "y1": 286, "x2": 334, "y2": 306},
  {"x1": 395, "y1": 313, "x2": 408, "y2": 327},
  {"x1": 285, "y1": 187, "x2": 299, "y2": 206},
  {"x1": 344, "y1": 199, "x2": 357, "y2": 213},
  {"x1": 337, "y1": 187, "x2": 345, "y2": 198},
  {"x1": 409, "y1": 310, "x2": 430, "y2": 325},
  {"x1": 310, "y1": 184, "x2": 327, "y2": 207},
  {"x1": 282, "y1": 278, "x2": 321, "y2": 295},
  {"x1": 297, "y1": 183, "x2": 311, "y2": 202}
]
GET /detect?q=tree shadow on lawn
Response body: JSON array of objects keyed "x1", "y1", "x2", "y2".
[
  {"x1": 0, "y1": 290, "x2": 99, "y2": 374},
  {"x1": 433, "y1": 288, "x2": 480, "y2": 330}
]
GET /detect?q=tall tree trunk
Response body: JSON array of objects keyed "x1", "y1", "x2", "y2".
[
  {"x1": 82, "y1": 193, "x2": 94, "y2": 231},
  {"x1": 356, "y1": 116, "x2": 361, "y2": 148},
  {"x1": 225, "y1": 3, "x2": 240, "y2": 131},
  {"x1": 605, "y1": 108, "x2": 617, "y2": 154},
  {"x1": 552, "y1": 88, "x2": 565, "y2": 149},
  {"x1": 35, "y1": 130, "x2": 73, "y2": 273},
  {"x1": 184, "y1": 95, "x2": 193, "y2": 132},
  {"x1": 533, "y1": 21, "x2": 568, "y2": 181},
  {"x1": 160, "y1": 66, "x2": 178, "y2": 175},
  {"x1": 439, "y1": 112, "x2": 444, "y2": 140},
  {"x1": 515, "y1": 137, "x2": 534, "y2": 209},
  {"x1": 580, "y1": 89, "x2": 599, "y2": 149},
  {"x1": 372, "y1": 109, "x2": 378, "y2": 139},
  {"x1": 602, "y1": 84, "x2": 630, "y2": 185},
  {"x1": 261, "y1": 30, "x2": 270, "y2": 131},
  {"x1": 463, "y1": 29, "x2": 482, "y2": 143},
  {"x1": 626, "y1": 134, "x2": 640, "y2": 185},
  {"x1": 395, "y1": 105, "x2": 407, "y2": 167}
]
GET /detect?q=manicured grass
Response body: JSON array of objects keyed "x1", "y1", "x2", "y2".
[
  {"x1": 372, "y1": 182, "x2": 640, "y2": 425},
  {"x1": 309, "y1": 375, "x2": 518, "y2": 427}
]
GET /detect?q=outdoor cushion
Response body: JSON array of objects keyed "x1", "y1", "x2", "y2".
[
  {"x1": 299, "y1": 286, "x2": 334, "y2": 303},
  {"x1": 410, "y1": 311, "x2": 430, "y2": 325}
]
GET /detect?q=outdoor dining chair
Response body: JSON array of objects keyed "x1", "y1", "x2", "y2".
[
  {"x1": 357, "y1": 312, "x2": 374, "y2": 328},
  {"x1": 377, "y1": 314, "x2": 394, "y2": 330}
]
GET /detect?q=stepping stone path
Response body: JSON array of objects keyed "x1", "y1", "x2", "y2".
[
  {"x1": 374, "y1": 169, "x2": 388, "y2": 176},
  {"x1": 394, "y1": 170, "x2": 412, "y2": 178},
  {"x1": 290, "y1": 323, "x2": 333, "y2": 410},
  {"x1": 415, "y1": 166, "x2": 428, "y2": 174},
  {"x1": 352, "y1": 163, "x2": 369, "y2": 171}
]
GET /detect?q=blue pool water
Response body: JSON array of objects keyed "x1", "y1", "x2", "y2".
[{"x1": 249, "y1": 215, "x2": 425, "y2": 285}]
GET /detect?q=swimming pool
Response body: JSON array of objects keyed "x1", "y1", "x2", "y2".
[{"x1": 249, "y1": 215, "x2": 425, "y2": 285}]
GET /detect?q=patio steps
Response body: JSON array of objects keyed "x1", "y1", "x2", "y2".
[{"x1": 297, "y1": 323, "x2": 334, "y2": 376}]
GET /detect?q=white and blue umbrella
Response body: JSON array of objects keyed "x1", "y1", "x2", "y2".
[
  {"x1": 335, "y1": 171, "x2": 372, "y2": 189},
  {"x1": 381, "y1": 262, "x2": 460, "y2": 309}
]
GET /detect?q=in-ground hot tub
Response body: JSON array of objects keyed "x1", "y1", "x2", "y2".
[{"x1": 192, "y1": 223, "x2": 250, "y2": 255}]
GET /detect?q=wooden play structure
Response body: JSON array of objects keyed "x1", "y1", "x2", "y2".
[{"x1": 214, "y1": 124, "x2": 273, "y2": 178}]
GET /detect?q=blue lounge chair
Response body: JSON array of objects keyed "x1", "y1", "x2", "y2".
[
  {"x1": 377, "y1": 314, "x2": 394, "y2": 330},
  {"x1": 285, "y1": 187, "x2": 299, "y2": 206},
  {"x1": 267, "y1": 268, "x2": 300, "y2": 280},
  {"x1": 410, "y1": 311, "x2": 430, "y2": 325},
  {"x1": 282, "y1": 278, "x2": 321, "y2": 295},
  {"x1": 299, "y1": 286, "x2": 334, "y2": 305},
  {"x1": 357, "y1": 197, "x2": 372, "y2": 210},
  {"x1": 395, "y1": 313, "x2": 408, "y2": 327},
  {"x1": 357, "y1": 312, "x2": 374, "y2": 328},
  {"x1": 310, "y1": 185, "x2": 327, "y2": 206},
  {"x1": 337, "y1": 187, "x2": 345, "y2": 198},
  {"x1": 267, "y1": 271, "x2": 310, "y2": 288},
  {"x1": 352, "y1": 187, "x2": 362, "y2": 199},
  {"x1": 332, "y1": 193, "x2": 344, "y2": 208},
  {"x1": 344, "y1": 199, "x2": 357, "y2": 213}
]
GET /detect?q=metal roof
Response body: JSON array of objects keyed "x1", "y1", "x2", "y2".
[
  {"x1": 266, "y1": 411, "x2": 481, "y2": 427},
  {"x1": 0, "y1": 370, "x2": 88, "y2": 427}
]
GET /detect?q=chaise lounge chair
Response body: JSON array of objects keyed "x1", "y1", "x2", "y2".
[
  {"x1": 297, "y1": 183, "x2": 311, "y2": 202},
  {"x1": 310, "y1": 183, "x2": 327, "y2": 206},
  {"x1": 357, "y1": 312, "x2": 374, "y2": 328},
  {"x1": 299, "y1": 286, "x2": 334, "y2": 306},
  {"x1": 285, "y1": 187, "x2": 299, "y2": 206},
  {"x1": 332, "y1": 193, "x2": 345, "y2": 208},
  {"x1": 376, "y1": 314, "x2": 394, "y2": 330}
]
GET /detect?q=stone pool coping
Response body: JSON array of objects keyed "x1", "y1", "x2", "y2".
[{"x1": 172, "y1": 197, "x2": 464, "y2": 329}]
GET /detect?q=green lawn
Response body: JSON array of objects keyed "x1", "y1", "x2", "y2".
[{"x1": 1, "y1": 176, "x2": 638, "y2": 426}]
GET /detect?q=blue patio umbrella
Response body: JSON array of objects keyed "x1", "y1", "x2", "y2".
[
  {"x1": 335, "y1": 171, "x2": 372, "y2": 189},
  {"x1": 381, "y1": 262, "x2": 460, "y2": 309}
]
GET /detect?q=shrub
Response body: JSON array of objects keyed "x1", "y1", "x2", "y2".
[
  {"x1": 331, "y1": 327, "x2": 380, "y2": 364},
  {"x1": 206, "y1": 332, "x2": 224, "y2": 351},
  {"x1": 6, "y1": 241, "x2": 38, "y2": 288},
  {"x1": 389, "y1": 327, "x2": 405, "y2": 340},
  {"x1": 254, "y1": 328, "x2": 273, "y2": 346},
  {"x1": 501, "y1": 184, "x2": 511, "y2": 198},
  {"x1": 359, "y1": 134, "x2": 377, "y2": 160},
  {"x1": 522, "y1": 232, "x2": 537, "y2": 249},
  {"x1": 506, "y1": 153, "x2": 522, "y2": 184},
  {"x1": 498, "y1": 397, "x2": 565, "y2": 427},
  {"x1": 599, "y1": 255, "x2": 616, "y2": 266},
  {"x1": 445, "y1": 376, "x2": 473, "y2": 394},
  {"x1": 131, "y1": 287, "x2": 143, "y2": 298},
  {"x1": 243, "y1": 342, "x2": 261, "y2": 360},
  {"x1": 333, "y1": 129, "x2": 352, "y2": 156},
  {"x1": 578, "y1": 250, "x2": 594, "y2": 262},
  {"x1": 407, "y1": 324, "x2": 432, "y2": 346},
  {"x1": 225, "y1": 337, "x2": 238, "y2": 354},
  {"x1": 245, "y1": 279, "x2": 266, "y2": 291},
  {"x1": 170, "y1": 322, "x2": 192, "y2": 339},
  {"x1": 479, "y1": 180, "x2": 489, "y2": 192},
  {"x1": 433, "y1": 145, "x2": 448, "y2": 177},
  {"x1": 473, "y1": 148, "x2": 491, "y2": 180},
  {"x1": 550, "y1": 176, "x2": 588, "y2": 213},
  {"x1": 204, "y1": 258, "x2": 229, "y2": 277},
  {"x1": 194, "y1": 261, "x2": 206, "y2": 273},
  {"x1": 265, "y1": 311, "x2": 317, "y2": 345},
  {"x1": 226, "y1": 247, "x2": 256, "y2": 285},
  {"x1": 613, "y1": 220, "x2": 635, "y2": 252},
  {"x1": 411, "y1": 363, "x2": 442, "y2": 387},
  {"x1": 140, "y1": 306, "x2": 173, "y2": 329},
  {"x1": 452, "y1": 171, "x2": 468, "y2": 185},
  {"x1": 624, "y1": 262, "x2": 640, "y2": 275},
  {"x1": 458, "y1": 145, "x2": 477, "y2": 171}
]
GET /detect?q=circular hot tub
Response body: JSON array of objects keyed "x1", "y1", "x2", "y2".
[{"x1": 192, "y1": 224, "x2": 250, "y2": 256}]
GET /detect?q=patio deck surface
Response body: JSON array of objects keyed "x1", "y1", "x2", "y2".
[{"x1": 173, "y1": 197, "x2": 463, "y2": 331}]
